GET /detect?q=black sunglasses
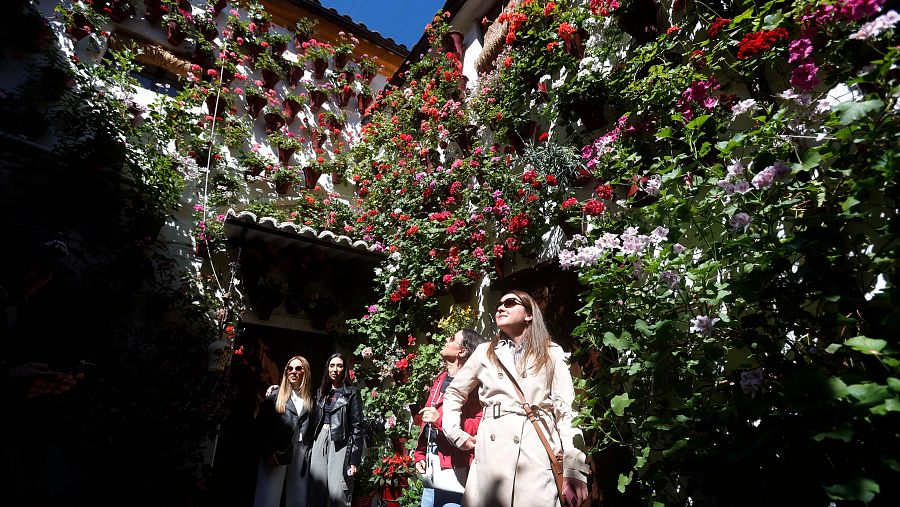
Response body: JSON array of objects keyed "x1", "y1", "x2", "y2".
[
  {"x1": 497, "y1": 298, "x2": 524, "y2": 309},
  {"x1": 285, "y1": 366, "x2": 304, "y2": 372}
]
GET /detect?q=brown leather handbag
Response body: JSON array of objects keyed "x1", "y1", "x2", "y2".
[{"x1": 497, "y1": 360, "x2": 566, "y2": 505}]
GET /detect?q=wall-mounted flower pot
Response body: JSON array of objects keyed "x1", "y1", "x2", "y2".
[
  {"x1": 103, "y1": 0, "x2": 135, "y2": 23},
  {"x1": 326, "y1": 117, "x2": 344, "y2": 132},
  {"x1": 245, "y1": 42, "x2": 263, "y2": 65},
  {"x1": 573, "y1": 96, "x2": 606, "y2": 132},
  {"x1": 356, "y1": 95, "x2": 373, "y2": 116},
  {"x1": 244, "y1": 163, "x2": 265, "y2": 178},
  {"x1": 211, "y1": 0, "x2": 228, "y2": 16},
  {"x1": 304, "y1": 166, "x2": 321, "y2": 188},
  {"x1": 442, "y1": 30, "x2": 465, "y2": 57},
  {"x1": 287, "y1": 66, "x2": 305, "y2": 86},
  {"x1": 199, "y1": 24, "x2": 218, "y2": 42},
  {"x1": 192, "y1": 46, "x2": 215, "y2": 68},
  {"x1": 339, "y1": 70, "x2": 355, "y2": 84},
  {"x1": 277, "y1": 147, "x2": 295, "y2": 165},
  {"x1": 246, "y1": 95, "x2": 267, "y2": 118},
  {"x1": 564, "y1": 28, "x2": 589, "y2": 59},
  {"x1": 337, "y1": 89, "x2": 354, "y2": 107},
  {"x1": 507, "y1": 120, "x2": 539, "y2": 153},
  {"x1": 617, "y1": 0, "x2": 659, "y2": 45},
  {"x1": 65, "y1": 13, "x2": 93, "y2": 42},
  {"x1": 195, "y1": 241, "x2": 210, "y2": 259},
  {"x1": 334, "y1": 54, "x2": 349, "y2": 69},
  {"x1": 294, "y1": 33, "x2": 310, "y2": 49},
  {"x1": 264, "y1": 112, "x2": 285, "y2": 134},
  {"x1": 145, "y1": 0, "x2": 164, "y2": 23},
  {"x1": 166, "y1": 21, "x2": 186, "y2": 47},
  {"x1": 274, "y1": 180, "x2": 292, "y2": 195},
  {"x1": 312, "y1": 58, "x2": 328, "y2": 79},
  {"x1": 283, "y1": 98, "x2": 303, "y2": 124},
  {"x1": 454, "y1": 125, "x2": 478, "y2": 154},
  {"x1": 271, "y1": 41, "x2": 288, "y2": 56},
  {"x1": 331, "y1": 171, "x2": 342, "y2": 185},
  {"x1": 205, "y1": 95, "x2": 227, "y2": 116},
  {"x1": 571, "y1": 168, "x2": 594, "y2": 187},
  {"x1": 309, "y1": 89, "x2": 327, "y2": 112},
  {"x1": 261, "y1": 69, "x2": 280, "y2": 89},
  {"x1": 362, "y1": 70, "x2": 376, "y2": 83},
  {"x1": 450, "y1": 283, "x2": 474, "y2": 304}
]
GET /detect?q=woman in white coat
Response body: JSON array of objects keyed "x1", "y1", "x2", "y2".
[{"x1": 442, "y1": 290, "x2": 590, "y2": 507}]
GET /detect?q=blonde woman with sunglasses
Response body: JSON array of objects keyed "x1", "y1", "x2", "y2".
[
  {"x1": 442, "y1": 290, "x2": 590, "y2": 507},
  {"x1": 253, "y1": 356, "x2": 314, "y2": 507}
]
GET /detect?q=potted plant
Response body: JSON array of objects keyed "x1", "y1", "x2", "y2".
[
  {"x1": 305, "y1": 82, "x2": 329, "y2": 112},
  {"x1": 161, "y1": 2, "x2": 189, "y2": 47},
  {"x1": 208, "y1": 0, "x2": 228, "y2": 16},
  {"x1": 193, "y1": 213, "x2": 226, "y2": 258},
  {"x1": 89, "y1": 0, "x2": 135, "y2": 24},
  {"x1": 144, "y1": 0, "x2": 165, "y2": 24},
  {"x1": 193, "y1": 12, "x2": 218, "y2": 42},
  {"x1": 356, "y1": 85, "x2": 374, "y2": 116},
  {"x1": 57, "y1": 3, "x2": 105, "y2": 42},
  {"x1": 192, "y1": 39, "x2": 216, "y2": 68},
  {"x1": 308, "y1": 123, "x2": 328, "y2": 149},
  {"x1": 268, "y1": 164, "x2": 301, "y2": 195},
  {"x1": 243, "y1": 85, "x2": 269, "y2": 118},
  {"x1": 238, "y1": 150, "x2": 274, "y2": 177},
  {"x1": 318, "y1": 110, "x2": 346, "y2": 132},
  {"x1": 283, "y1": 93, "x2": 308, "y2": 124},
  {"x1": 357, "y1": 55, "x2": 379, "y2": 83},
  {"x1": 204, "y1": 89, "x2": 235, "y2": 117},
  {"x1": 333, "y1": 42, "x2": 354, "y2": 69},
  {"x1": 256, "y1": 53, "x2": 283, "y2": 89},
  {"x1": 284, "y1": 58, "x2": 306, "y2": 86},
  {"x1": 266, "y1": 30, "x2": 291, "y2": 57},
  {"x1": 335, "y1": 80, "x2": 355, "y2": 108},
  {"x1": 262, "y1": 105, "x2": 286, "y2": 134},
  {"x1": 268, "y1": 131, "x2": 303, "y2": 165},
  {"x1": 303, "y1": 41, "x2": 334, "y2": 79},
  {"x1": 294, "y1": 17, "x2": 318, "y2": 48},
  {"x1": 218, "y1": 115, "x2": 251, "y2": 150}
]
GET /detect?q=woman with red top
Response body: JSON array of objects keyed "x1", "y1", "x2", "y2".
[{"x1": 414, "y1": 329, "x2": 485, "y2": 507}]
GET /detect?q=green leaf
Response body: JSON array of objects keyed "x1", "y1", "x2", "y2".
[
  {"x1": 610, "y1": 393, "x2": 634, "y2": 416},
  {"x1": 733, "y1": 7, "x2": 754, "y2": 24},
  {"x1": 825, "y1": 476, "x2": 880, "y2": 503},
  {"x1": 617, "y1": 472, "x2": 632, "y2": 493},
  {"x1": 827, "y1": 376, "x2": 849, "y2": 399},
  {"x1": 685, "y1": 114, "x2": 711, "y2": 131},
  {"x1": 847, "y1": 383, "x2": 890, "y2": 405},
  {"x1": 845, "y1": 336, "x2": 886, "y2": 355},
  {"x1": 656, "y1": 127, "x2": 672, "y2": 139},
  {"x1": 603, "y1": 331, "x2": 633, "y2": 351},
  {"x1": 833, "y1": 98, "x2": 884, "y2": 125},
  {"x1": 825, "y1": 343, "x2": 843, "y2": 354},
  {"x1": 870, "y1": 397, "x2": 900, "y2": 415},
  {"x1": 887, "y1": 378, "x2": 900, "y2": 392},
  {"x1": 812, "y1": 426, "x2": 855, "y2": 442},
  {"x1": 841, "y1": 195, "x2": 860, "y2": 213},
  {"x1": 634, "y1": 319, "x2": 654, "y2": 336}
]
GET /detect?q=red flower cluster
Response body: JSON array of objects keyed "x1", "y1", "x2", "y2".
[
  {"x1": 583, "y1": 199, "x2": 606, "y2": 216},
  {"x1": 508, "y1": 213, "x2": 530, "y2": 233},
  {"x1": 594, "y1": 183, "x2": 614, "y2": 200},
  {"x1": 497, "y1": 11, "x2": 528, "y2": 44},
  {"x1": 390, "y1": 279, "x2": 412, "y2": 302},
  {"x1": 589, "y1": 0, "x2": 620, "y2": 16},
  {"x1": 373, "y1": 454, "x2": 414, "y2": 481},
  {"x1": 561, "y1": 197, "x2": 579, "y2": 209},
  {"x1": 707, "y1": 17, "x2": 731, "y2": 38},
  {"x1": 736, "y1": 28, "x2": 789, "y2": 60},
  {"x1": 558, "y1": 22, "x2": 577, "y2": 41}
]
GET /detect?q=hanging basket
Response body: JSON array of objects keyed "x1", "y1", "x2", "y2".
[
  {"x1": 246, "y1": 95, "x2": 267, "y2": 118},
  {"x1": 287, "y1": 65, "x2": 305, "y2": 86},
  {"x1": 277, "y1": 147, "x2": 296, "y2": 165},
  {"x1": 312, "y1": 58, "x2": 328, "y2": 79},
  {"x1": 309, "y1": 89, "x2": 327, "y2": 112},
  {"x1": 274, "y1": 180, "x2": 293, "y2": 195},
  {"x1": 450, "y1": 283, "x2": 474, "y2": 304},
  {"x1": 264, "y1": 111, "x2": 286, "y2": 135},
  {"x1": 261, "y1": 69, "x2": 281, "y2": 89},
  {"x1": 304, "y1": 166, "x2": 321, "y2": 188},
  {"x1": 283, "y1": 98, "x2": 303, "y2": 124}
]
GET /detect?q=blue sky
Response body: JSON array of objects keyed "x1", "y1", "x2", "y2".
[{"x1": 319, "y1": 0, "x2": 446, "y2": 49}]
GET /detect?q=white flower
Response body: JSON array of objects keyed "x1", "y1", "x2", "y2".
[
  {"x1": 690, "y1": 315, "x2": 720, "y2": 335},
  {"x1": 849, "y1": 10, "x2": 900, "y2": 40},
  {"x1": 731, "y1": 98, "x2": 757, "y2": 116}
]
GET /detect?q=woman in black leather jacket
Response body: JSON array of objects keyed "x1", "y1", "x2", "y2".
[
  {"x1": 253, "y1": 355, "x2": 314, "y2": 507},
  {"x1": 308, "y1": 353, "x2": 365, "y2": 506}
]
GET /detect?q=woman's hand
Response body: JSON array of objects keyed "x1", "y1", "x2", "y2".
[
  {"x1": 461, "y1": 435, "x2": 476, "y2": 451},
  {"x1": 562, "y1": 477, "x2": 588, "y2": 507},
  {"x1": 415, "y1": 459, "x2": 426, "y2": 474},
  {"x1": 418, "y1": 406, "x2": 439, "y2": 424},
  {"x1": 347, "y1": 465, "x2": 358, "y2": 477},
  {"x1": 265, "y1": 384, "x2": 278, "y2": 397}
]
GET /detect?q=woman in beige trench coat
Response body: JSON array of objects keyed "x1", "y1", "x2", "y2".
[{"x1": 442, "y1": 290, "x2": 590, "y2": 507}]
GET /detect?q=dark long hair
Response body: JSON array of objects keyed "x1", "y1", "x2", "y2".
[{"x1": 318, "y1": 352, "x2": 350, "y2": 399}]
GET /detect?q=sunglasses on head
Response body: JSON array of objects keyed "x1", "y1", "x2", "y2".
[
  {"x1": 285, "y1": 366, "x2": 304, "y2": 372},
  {"x1": 497, "y1": 298, "x2": 524, "y2": 309}
]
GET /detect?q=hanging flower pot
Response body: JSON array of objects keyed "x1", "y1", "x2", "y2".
[
  {"x1": 283, "y1": 98, "x2": 303, "y2": 124},
  {"x1": 287, "y1": 65, "x2": 305, "y2": 86},
  {"x1": 211, "y1": 0, "x2": 228, "y2": 16},
  {"x1": 304, "y1": 166, "x2": 321, "y2": 188},
  {"x1": 564, "y1": 28, "x2": 589, "y2": 59},
  {"x1": 198, "y1": 22, "x2": 218, "y2": 42},
  {"x1": 271, "y1": 40, "x2": 288, "y2": 56},
  {"x1": 245, "y1": 94, "x2": 267, "y2": 118},
  {"x1": 312, "y1": 57, "x2": 328, "y2": 79},
  {"x1": 244, "y1": 163, "x2": 265, "y2": 178},
  {"x1": 362, "y1": 69, "x2": 376, "y2": 83},
  {"x1": 195, "y1": 241, "x2": 210, "y2": 259},
  {"x1": 492, "y1": 258, "x2": 504, "y2": 280},
  {"x1": 65, "y1": 12, "x2": 94, "y2": 42},
  {"x1": 339, "y1": 69, "x2": 355, "y2": 84},
  {"x1": 245, "y1": 42, "x2": 263, "y2": 65},
  {"x1": 294, "y1": 33, "x2": 311, "y2": 50},
  {"x1": 104, "y1": 0, "x2": 135, "y2": 23},
  {"x1": 166, "y1": 20, "x2": 186, "y2": 46},
  {"x1": 311, "y1": 130, "x2": 327, "y2": 149},
  {"x1": 145, "y1": 0, "x2": 164, "y2": 23},
  {"x1": 356, "y1": 94, "x2": 373, "y2": 116},
  {"x1": 334, "y1": 53, "x2": 350, "y2": 70},
  {"x1": 442, "y1": 30, "x2": 465, "y2": 57},
  {"x1": 574, "y1": 96, "x2": 606, "y2": 131},
  {"x1": 617, "y1": 0, "x2": 659, "y2": 45},
  {"x1": 277, "y1": 147, "x2": 296, "y2": 165},
  {"x1": 331, "y1": 171, "x2": 342, "y2": 185},
  {"x1": 261, "y1": 68, "x2": 280, "y2": 89},
  {"x1": 274, "y1": 180, "x2": 292, "y2": 195},
  {"x1": 264, "y1": 111, "x2": 285, "y2": 134},
  {"x1": 326, "y1": 117, "x2": 344, "y2": 132},
  {"x1": 309, "y1": 89, "x2": 327, "y2": 112},
  {"x1": 337, "y1": 88, "x2": 354, "y2": 108},
  {"x1": 205, "y1": 95, "x2": 227, "y2": 116},
  {"x1": 192, "y1": 45, "x2": 215, "y2": 67}
]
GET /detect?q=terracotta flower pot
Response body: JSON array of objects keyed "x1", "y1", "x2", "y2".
[
  {"x1": 574, "y1": 96, "x2": 606, "y2": 131},
  {"x1": 283, "y1": 98, "x2": 303, "y2": 124},
  {"x1": 271, "y1": 41, "x2": 287, "y2": 56},
  {"x1": 294, "y1": 34, "x2": 310, "y2": 49},
  {"x1": 105, "y1": 0, "x2": 135, "y2": 23},
  {"x1": 334, "y1": 53, "x2": 349, "y2": 69},
  {"x1": 205, "y1": 95, "x2": 227, "y2": 116},
  {"x1": 287, "y1": 65, "x2": 305, "y2": 86},
  {"x1": 65, "y1": 12, "x2": 93, "y2": 42},
  {"x1": 442, "y1": 30, "x2": 465, "y2": 57},
  {"x1": 617, "y1": 0, "x2": 659, "y2": 44},
  {"x1": 309, "y1": 89, "x2": 327, "y2": 112},
  {"x1": 564, "y1": 28, "x2": 589, "y2": 59},
  {"x1": 200, "y1": 23, "x2": 218, "y2": 42},
  {"x1": 244, "y1": 163, "x2": 265, "y2": 178},
  {"x1": 264, "y1": 111, "x2": 285, "y2": 134},
  {"x1": 245, "y1": 95, "x2": 267, "y2": 118},
  {"x1": 312, "y1": 58, "x2": 328, "y2": 79},
  {"x1": 145, "y1": 0, "x2": 164, "y2": 23},
  {"x1": 450, "y1": 283, "x2": 473, "y2": 304},
  {"x1": 331, "y1": 171, "x2": 342, "y2": 185},
  {"x1": 192, "y1": 46, "x2": 215, "y2": 67},
  {"x1": 362, "y1": 70, "x2": 376, "y2": 83},
  {"x1": 339, "y1": 70, "x2": 355, "y2": 84},
  {"x1": 357, "y1": 95, "x2": 373, "y2": 116},
  {"x1": 211, "y1": 0, "x2": 228, "y2": 16},
  {"x1": 166, "y1": 20, "x2": 186, "y2": 46},
  {"x1": 337, "y1": 88, "x2": 354, "y2": 108},
  {"x1": 274, "y1": 181, "x2": 292, "y2": 195},
  {"x1": 277, "y1": 147, "x2": 295, "y2": 165},
  {"x1": 261, "y1": 68, "x2": 280, "y2": 89},
  {"x1": 304, "y1": 166, "x2": 321, "y2": 188},
  {"x1": 454, "y1": 125, "x2": 478, "y2": 154}
]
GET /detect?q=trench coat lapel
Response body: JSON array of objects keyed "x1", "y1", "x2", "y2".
[{"x1": 494, "y1": 343, "x2": 520, "y2": 388}]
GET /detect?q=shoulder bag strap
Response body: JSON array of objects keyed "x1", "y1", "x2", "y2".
[{"x1": 496, "y1": 359, "x2": 566, "y2": 504}]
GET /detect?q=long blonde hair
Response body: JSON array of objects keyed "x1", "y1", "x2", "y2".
[
  {"x1": 276, "y1": 356, "x2": 312, "y2": 414},
  {"x1": 487, "y1": 290, "x2": 555, "y2": 381}
]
